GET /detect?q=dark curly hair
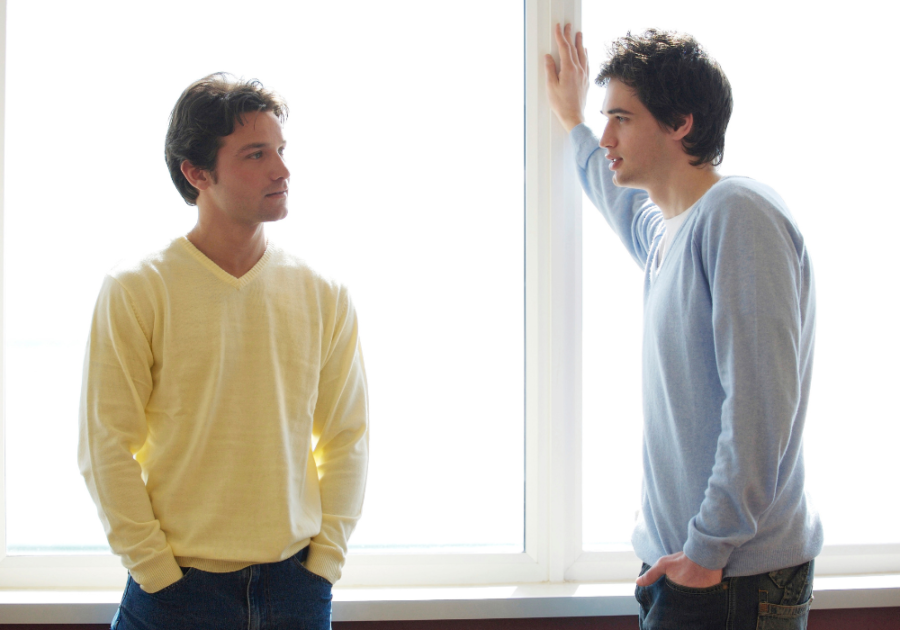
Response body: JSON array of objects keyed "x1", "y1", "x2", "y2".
[
  {"x1": 165, "y1": 73, "x2": 289, "y2": 205},
  {"x1": 596, "y1": 30, "x2": 732, "y2": 167}
]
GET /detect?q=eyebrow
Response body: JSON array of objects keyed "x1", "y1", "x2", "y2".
[
  {"x1": 236, "y1": 142, "x2": 269, "y2": 153},
  {"x1": 235, "y1": 140, "x2": 287, "y2": 155},
  {"x1": 604, "y1": 107, "x2": 635, "y2": 116}
]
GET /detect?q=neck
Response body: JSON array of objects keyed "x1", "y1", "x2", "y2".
[
  {"x1": 187, "y1": 211, "x2": 268, "y2": 279},
  {"x1": 648, "y1": 162, "x2": 721, "y2": 220}
]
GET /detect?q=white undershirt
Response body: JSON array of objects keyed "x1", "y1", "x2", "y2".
[{"x1": 657, "y1": 204, "x2": 695, "y2": 269}]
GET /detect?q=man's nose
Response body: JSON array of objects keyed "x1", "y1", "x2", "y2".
[
  {"x1": 273, "y1": 154, "x2": 290, "y2": 180},
  {"x1": 599, "y1": 121, "x2": 615, "y2": 148}
]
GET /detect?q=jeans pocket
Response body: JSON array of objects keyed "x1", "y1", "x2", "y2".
[
  {"x1": 638, "y1": 575, "x2": 729, "y2": 629},
  {"x1": 757, "y1": 596, "x2": 812, "y2": 630},
  {"x1": 663, "y1": 576, "x2": 727, "y2": 595},
  {"x1": 289, "y1": 555, "x2": 334, "y2": 588},
  {"x1": 756, "y1": 560, "x2": 814, "y2": 630},
  {"x1": 146, "y1": 567, "x2": 196, "y2": 599}
]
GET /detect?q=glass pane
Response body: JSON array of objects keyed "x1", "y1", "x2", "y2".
[
  {"x1": 582, "y1": 1, "x2": 899, "y2": 547},
  {"x1": 5, "y1": 1, "x2": 524, "y2": 554}
]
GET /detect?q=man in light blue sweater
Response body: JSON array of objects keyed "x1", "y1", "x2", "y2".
[{"x1": 546, "y1": 24, "x2": 823, "y2": 629}]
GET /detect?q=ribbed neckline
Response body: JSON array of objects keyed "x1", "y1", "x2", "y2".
[{"x1": 177, "y1": 236, "x2": 274, "y2": 289}]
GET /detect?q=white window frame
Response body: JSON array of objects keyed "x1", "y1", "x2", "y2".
[
  {"x1": 0, "y1": 0, "x2": 583, "y2": 591},
  {"x1": 0, "y1": 0, "x2": 898, "y2": 608}
]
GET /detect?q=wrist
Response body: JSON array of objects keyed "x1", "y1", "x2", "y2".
[{"x1": 561, "y1": 115, "x2": 585, "y2": 133}]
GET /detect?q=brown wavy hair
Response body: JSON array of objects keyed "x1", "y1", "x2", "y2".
[
  {"x1": 596, "y1": 30, "x2": 732, "y2": 167},
  {"x1": 165, "y1": 73, "x2": 288, "y2": 205}
]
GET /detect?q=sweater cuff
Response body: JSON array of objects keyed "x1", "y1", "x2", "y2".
[
  {"x1": 131, "y1": 551, "x2": 185, "y2": 594},
  {"x1": 683, "y1": 523, "x2": 733, "y2": 572},
  {"x1": 570, "y1": 123, "x2": 603, "y2": 169},
  {"x1": 304, "y1": 540, "x2": 344, "y2": 585}
]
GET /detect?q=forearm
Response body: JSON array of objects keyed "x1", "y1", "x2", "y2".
[
  {"x1": 684, "y1": 363, "x2": 801, "y2": 570},
  {"x1": 307, "y1": 440, "x2": 368, "y2": 584},
  {"x1": 80, "y1": 391, "x2": 183, "y2": 593},
  {"x1": 309, "y1": 297, "x2": 369, "y2": 584},
  {"x1": 571, "y1": 124, "x2": 660, "y2": 266}
]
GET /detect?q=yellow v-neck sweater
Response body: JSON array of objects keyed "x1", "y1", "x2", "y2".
[{"x1": 79, "y1": 237, "x2": 369, "y2": 593}]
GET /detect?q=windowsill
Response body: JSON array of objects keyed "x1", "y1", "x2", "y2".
[{"x1": 1, "y1": 576, "x2": 898, "y2": 624}]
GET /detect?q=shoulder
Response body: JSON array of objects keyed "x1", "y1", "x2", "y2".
[
  {"x1": 693, "y1": 178, "x2": 802, "y2": 241},
  {"x1": 267, "y1": 245, "x2": 346, "y2": 291},
  {"x1": 89, "y1": 241, "x2": 187, "y2": 335},
  {"x1": 697, "y1": 177, "x2": 796, "y2": 229},
  {"x1": 108, "y1": 238, "x2": 187, "y2": 282},
  {"x1": 701, "y1": 177, "x2": 786, "y2": 215},
  {"x1": 692, "y1": 177, "x2": 806, "y2": 259},
  {"x1": 266, "y1": 245, "x2": 353, "y2": 313},
  {"x1": 103, "y1": 238, "x2": 187, "y2": 297}
]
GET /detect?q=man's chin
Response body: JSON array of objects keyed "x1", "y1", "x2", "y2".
[
  {"x1": 261, "y1": 205, "x2": 289, "y2": 223},
  {"x1": 612, "y1": 173, "x2": 645, "y2": 191},
  {"x1": 612, "y1": 172, "x2": 629, "y2": 188}
]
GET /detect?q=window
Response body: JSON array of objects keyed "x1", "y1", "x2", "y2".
[
  {"x1": 1, "y1": 0, "x2": 898, "y2": 594},
  {"x1": 1, "y1": 0, "x2": 529, "y2": 587}
]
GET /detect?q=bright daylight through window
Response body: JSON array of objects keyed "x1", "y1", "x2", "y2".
[{"x1": 3, "y1": 1, "x2": 524, "y2": 558}]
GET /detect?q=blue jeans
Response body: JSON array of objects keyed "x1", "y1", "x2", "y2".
[
  {"x1": 110, "y1": 547, "x2": 332, "y2": 630},
  {"x1": 635, "y1": 560, "x2": 814, "y2": 630}
]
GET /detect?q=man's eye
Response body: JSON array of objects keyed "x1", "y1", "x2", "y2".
[
  {"x1": 616, "y1": 116, "x2": 627, "y2": 123},
  {"x1": 249, "y1": 151, "x2": 263, "y2": 159}
]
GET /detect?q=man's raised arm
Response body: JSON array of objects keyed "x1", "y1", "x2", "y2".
[{"x1": 546, "y1": 24, "x2": 658, "y2": 268}]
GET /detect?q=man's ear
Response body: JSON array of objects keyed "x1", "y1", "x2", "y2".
[
  {"x1": 180, "y1": 160, "x2": 214, "y2": 192},
  {"x1": 670, "y1": 113, "x2": 694, "y2": 141}
]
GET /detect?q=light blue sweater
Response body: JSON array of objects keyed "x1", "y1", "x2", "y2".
[{"x1": 573, "y1": 124, "x2": 823, "y2": 576}]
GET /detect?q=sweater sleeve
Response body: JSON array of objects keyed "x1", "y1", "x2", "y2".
[
  {"x1": 571, "y1": 123, "x2": 663, "y2": 268},
  {"x1": 682, "y1": 187, "x2": 808, "y2": 570},
  {"x1": 305, "y1": 290, "x2": 369, "y2": 584},
  {"x1": 77, "y1": 276, "x2": 184, "y2": 593}
]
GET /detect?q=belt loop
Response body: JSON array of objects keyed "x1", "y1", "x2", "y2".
[{"x1": 758, "y1": 589, "x2": 769, "y2": 615}]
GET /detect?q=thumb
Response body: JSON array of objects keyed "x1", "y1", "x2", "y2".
[{"x1": 636, "y1": 562, "x2": 665, "y2": 587}]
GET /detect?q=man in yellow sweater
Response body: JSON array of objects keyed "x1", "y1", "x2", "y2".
[{"x1": 78, "y1": 74, "x2": 369, "y2": 629}]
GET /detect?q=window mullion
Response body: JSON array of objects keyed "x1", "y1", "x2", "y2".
[
  {"x1": 525, "y1": 0, "x2": 583, "y2": 583},
  {"x1": 0, "y1": 0, "x2": 9, "y2": 565}
]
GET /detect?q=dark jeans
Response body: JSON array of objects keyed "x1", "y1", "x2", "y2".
[
  {"x1": 635, "y1": 560, "x2": 814, "y2": 630},
  {"x1": 111, "y1": 546, "x2": 332, "y2": 630}
]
